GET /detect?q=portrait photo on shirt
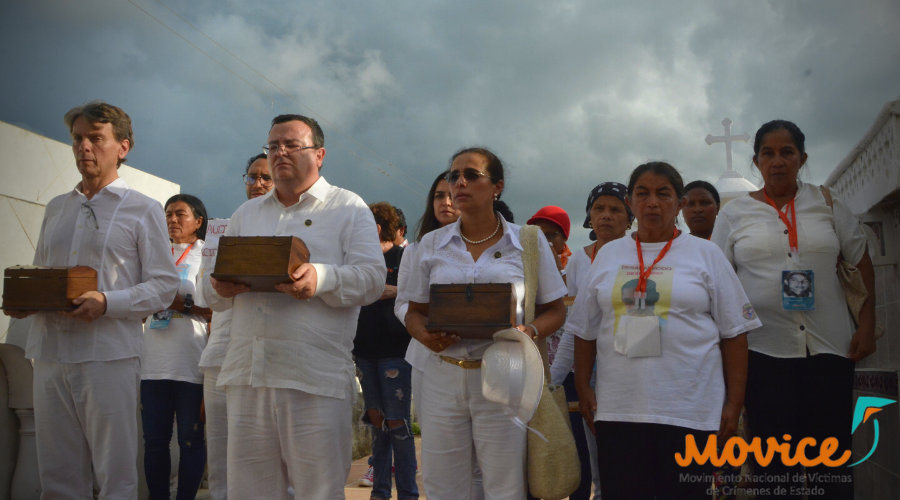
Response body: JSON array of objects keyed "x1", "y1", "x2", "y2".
[{"x1": 781, "y1": 269, "x2": 815, "y2": 311}]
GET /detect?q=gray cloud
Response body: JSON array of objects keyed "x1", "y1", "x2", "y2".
[{"x1": 1, "y1": 0, "x2": 898, "y2": 250}]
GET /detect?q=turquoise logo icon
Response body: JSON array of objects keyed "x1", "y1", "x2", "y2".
[{"x1": 848, "y1": 396, "x2": 896, "y2": 467}]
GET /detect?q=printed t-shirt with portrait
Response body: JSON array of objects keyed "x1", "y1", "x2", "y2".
[
  {"x1": 142, "y1": 240, "x2": 208, "y2": 384},
  {"x1": 567, "y1": 233, "x2": 761, "y2": 431}
]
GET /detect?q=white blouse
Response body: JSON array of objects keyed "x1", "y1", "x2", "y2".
[
  {"x1": 711, "y1": 181, "x2": 867, "y2": 358},
  {"x1": 549, "y1": 246, "x2": 593, "y2": 385},
  {"x1": 404, "y1": 216, "x2": 568, "y2": 360},
  {"x1": 142, "y1": 241, "x2": 208, "y2": 384}
]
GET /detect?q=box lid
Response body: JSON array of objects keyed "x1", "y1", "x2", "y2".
[
  {"x1": 5, "y1": 266, "x2": 97, "y2": 278},
  {"x1": 429, "y1": 283, "x2": 513, "y2": 293}
]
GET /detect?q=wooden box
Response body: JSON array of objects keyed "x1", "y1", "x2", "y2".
[
  {"x1": 2, "y1": 266, "x2": 98, "y2": 310},
  {"x1": 425, "y1": 283, "x2": 516, "y2": 339},
  {"x1": 211, "y1": 236, "x2": 310, "y2": 292}
]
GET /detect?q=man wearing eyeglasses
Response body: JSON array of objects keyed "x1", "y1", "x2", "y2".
[
  {"x1": 197, "y1": 151, "x2": 275, "y2": 500},
  {"x1": 243, "y1": 152, "x2": 273, "y2": 199},
  {"x1": 204, "y1": 114, "x2": 385, "y2": 499},
  {"x1": 3, "y1": 101, "x2": 180, "y2": 498}
]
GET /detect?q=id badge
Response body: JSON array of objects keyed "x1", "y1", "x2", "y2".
[
  {"x1": 149, "y1": 309, "x2": 172, "y2": 329},
  {"x1": 782, "y1": 270, "x2": 815, "y2": 311},
  {"x1": 615, "y1": 315, "x2": 662, "y2": 358}
]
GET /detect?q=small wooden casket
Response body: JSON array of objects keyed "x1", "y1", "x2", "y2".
[
  {"x1": 425, "y1": 283, "x2": 516, "y2": 339},
  {"x1": 2, "y1": 266, "x2": 98, "y2": 310},
  {"x1": 211, "y1": 236, "x2": 310, "y2": 292}
]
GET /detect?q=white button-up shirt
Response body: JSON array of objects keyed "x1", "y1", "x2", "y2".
[
  {"x1": 26, "y1": 178, "x2": 180, "y2": 363},
  {"x1": 712, "y1": 181, "x2": 867, "y2": 358},
  {"x1": 203, "y1": 177, "x2": 386, "y2": 399},
  {"x1": 404, "y1": 216, "x2": 568, "y2": 360}
]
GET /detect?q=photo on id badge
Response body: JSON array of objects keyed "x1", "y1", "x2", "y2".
[
  {"x1": 782, "y1": 270, "x2": 814, "y2": 311},
  {"x1": 611, "y1": 265, "x2": 674, "y2": 357}
]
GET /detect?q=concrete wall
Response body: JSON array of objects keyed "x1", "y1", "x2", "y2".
[{"x1": 825, "y1": 99, "x2": 900, "y2": 500}]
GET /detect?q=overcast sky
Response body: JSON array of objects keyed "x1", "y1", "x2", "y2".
[{"x1": 2, "y1": 0, "x2": 898, "y2": 249}]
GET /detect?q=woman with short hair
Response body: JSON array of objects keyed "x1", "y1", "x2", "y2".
[
  {"x1": 712, "y1": 120, "x2": 876, "y2": 499},
  {"x1": 681, "y1": 180, "x2": 720, "y2": 240},
  {"x1": 405, "y1": 147, "x2": 567, "y2": 499},
  {"x1": 549, "y1": 182, "x2": 633, "y2": 500},
  {"x1": 141, "y1": 194, "x2": 213, "y2": 500},
  {"x1": 570, "y1": 162, "x2": 760, "y2": 500}
]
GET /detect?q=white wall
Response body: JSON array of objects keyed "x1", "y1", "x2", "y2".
[{"x1": 0, "y1": 120, "x2": 180, "y2": 346}]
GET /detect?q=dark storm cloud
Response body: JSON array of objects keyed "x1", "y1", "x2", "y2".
[{"x1": 1, "y1": 0, "x2": 898, "y2": 249}]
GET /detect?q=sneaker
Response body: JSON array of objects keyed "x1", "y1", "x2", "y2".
[{"x1": 358, "y1": 466, "x2": 374, "y2": 487}]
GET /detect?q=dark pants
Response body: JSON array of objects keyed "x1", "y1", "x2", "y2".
[
  {"x1": 564, "y1": 373, "x2": 594, "y2": 500},
  {"x1": 595, "y1": 421, "x2": 715, "y2": 500},
  {"x1": 744, "y1": 350, "x2": 855, "y2": 499},
  {"x1": 140, "y1": 379, "x2": 207, "y2": 500}
]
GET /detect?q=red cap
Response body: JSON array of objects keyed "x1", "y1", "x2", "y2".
[{"x1": 527, "y1": 206, "x2": 571, "y2": 239}]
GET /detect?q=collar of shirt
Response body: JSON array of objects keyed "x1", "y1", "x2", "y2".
[
  {"x1": 437, "y1": 213, "x2": 523, "y2": 253},
  {"x1": 74, "y1": 177, "x2": 129, "y2": 200},
  {"x1": 262, "y1": 176, "x2": 331, "y2": 210}
]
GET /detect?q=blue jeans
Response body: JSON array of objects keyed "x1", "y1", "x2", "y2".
[
  {"x1": 356, "y1": 357, "x2": 419, "y2": 500},
  {"x1": 140, "y1": 380, "x2": 206, "y2": 500}
]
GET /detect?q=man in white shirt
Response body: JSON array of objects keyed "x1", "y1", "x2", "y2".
[
  {"x1": 4, "y1": 101, "x2": 180, "y2": 498},
  {"x1": 196, "y1": 152, "x2": 274, "y2": 500},
  {"x1": 206, "y1": 114, "x2": 386, "y2": 499}
]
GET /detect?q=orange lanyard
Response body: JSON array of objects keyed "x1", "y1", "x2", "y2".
[
  {"x1": 590, "y1": 242, "x2": 600, "y2": 264},
  {"x1": 172, "y1": 241, "x2": 194, "y2": 267},
  {"x1": 635, "y1": 230, "x2": 679, "y2": 309},
  {"x1": 762, "y1": 191, "x2": 798, "y2": 255}
]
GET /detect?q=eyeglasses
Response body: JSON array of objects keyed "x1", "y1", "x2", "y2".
[
  {"x1": 81, "y1": 203, "x2": 99, "y2": 230},
  {"x1": 445, "y1": 169, "x2": 491, "y2": 185},
  {"x1": 243, "y1": 174, "x2": 274, "y2": 186},
  {"x1": 262, "y1": 143, "x2": 317, "y2": 156},
  {"x1": 542, "y1": 230, "x2": 562, "y2": 240}
]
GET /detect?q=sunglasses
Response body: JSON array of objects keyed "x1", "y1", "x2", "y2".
[{"x1": 445, "y1": 169, "x2": 493, "y2": 185}]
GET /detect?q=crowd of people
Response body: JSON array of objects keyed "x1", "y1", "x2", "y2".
[{"x1": 3, "y1": 101, "x2": 878, "y2": 500}]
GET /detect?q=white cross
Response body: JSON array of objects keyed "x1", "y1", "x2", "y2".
[{"x1": 706, "y1": 118, "x2": 750, "y2": 173}]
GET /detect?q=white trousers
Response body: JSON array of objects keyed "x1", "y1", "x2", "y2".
[
  {"x1": 202, "y1": 367, "x2": 228, "y2": 500},
  {"x1": 33, "y1": 357, "x2": 140, "y2": 500},
  {"x1": 225, "y1": 385, "x2": 351, "y2": 500},
  {"x1": 420, "y1": 355, "x2": 526, "y2": 500}
]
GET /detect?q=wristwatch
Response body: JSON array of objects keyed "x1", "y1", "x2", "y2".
[{"x1": 183, "y1": 294, "x2": 194, "y2": 315}]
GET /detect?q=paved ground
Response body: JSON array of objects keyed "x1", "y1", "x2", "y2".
[{"x1": 345, "y1": 436, "x2": 426, "y2": 500}]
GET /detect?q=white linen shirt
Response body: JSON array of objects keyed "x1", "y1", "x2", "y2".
[
  {"x1": 142, "y1": 241, "x2": 208, "y2": 384},
  {"x1": 711, "y1": 181, "x2": 867, "y2": 358},
  {"x1": 203, "y1": 177, "x2": 386, "y2": 399},
  {"x1": 567, "y1": 234, "x2": 762, "y2": 431},
  {"x1": 549, "y1": 246, "x2": 593, "y2": 385},
  {"x1": 404, "y1": 216, "x2": 568, "y2": 360},
  {"x1": 197, "y1": 219, "x2": 232, "y2": 369},
  {"x1": 26, "y1": 178, "x2": 180, "y2": 363},
  {"x1": 395, "y1": 242, "x2": 431, "y2": 372}
]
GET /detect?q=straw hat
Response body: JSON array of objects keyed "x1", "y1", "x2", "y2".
[{"x1": 481, "y1": 328, "x2": 545, "y2": 423}]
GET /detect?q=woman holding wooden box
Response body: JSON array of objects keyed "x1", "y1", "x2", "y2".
[
  {"x1": 404, "y1": 147, "x2": 567, "y2": 500},
  {"x1": 141, "y1": 194, "x2": 213, "y2": 500},
  {"x1": 568, "y1": 162, "x2": 761, "y2": 500}
]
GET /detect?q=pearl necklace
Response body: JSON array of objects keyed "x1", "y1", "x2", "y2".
[{"x1": 460, "y1": 217, "x2": 501, "y2": 245}]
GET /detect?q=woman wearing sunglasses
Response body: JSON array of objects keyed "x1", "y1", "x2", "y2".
[{"x1": 404, "y1": 147, "x2": 567, "y2": 499}]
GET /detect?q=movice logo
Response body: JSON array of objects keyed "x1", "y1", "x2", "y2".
[
  {"x1": 847, "y1": 397, "x2": 895, "y2": 467},
  {"x1": 675, "y1": 397, "x2": 896, "y2": 468}
]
